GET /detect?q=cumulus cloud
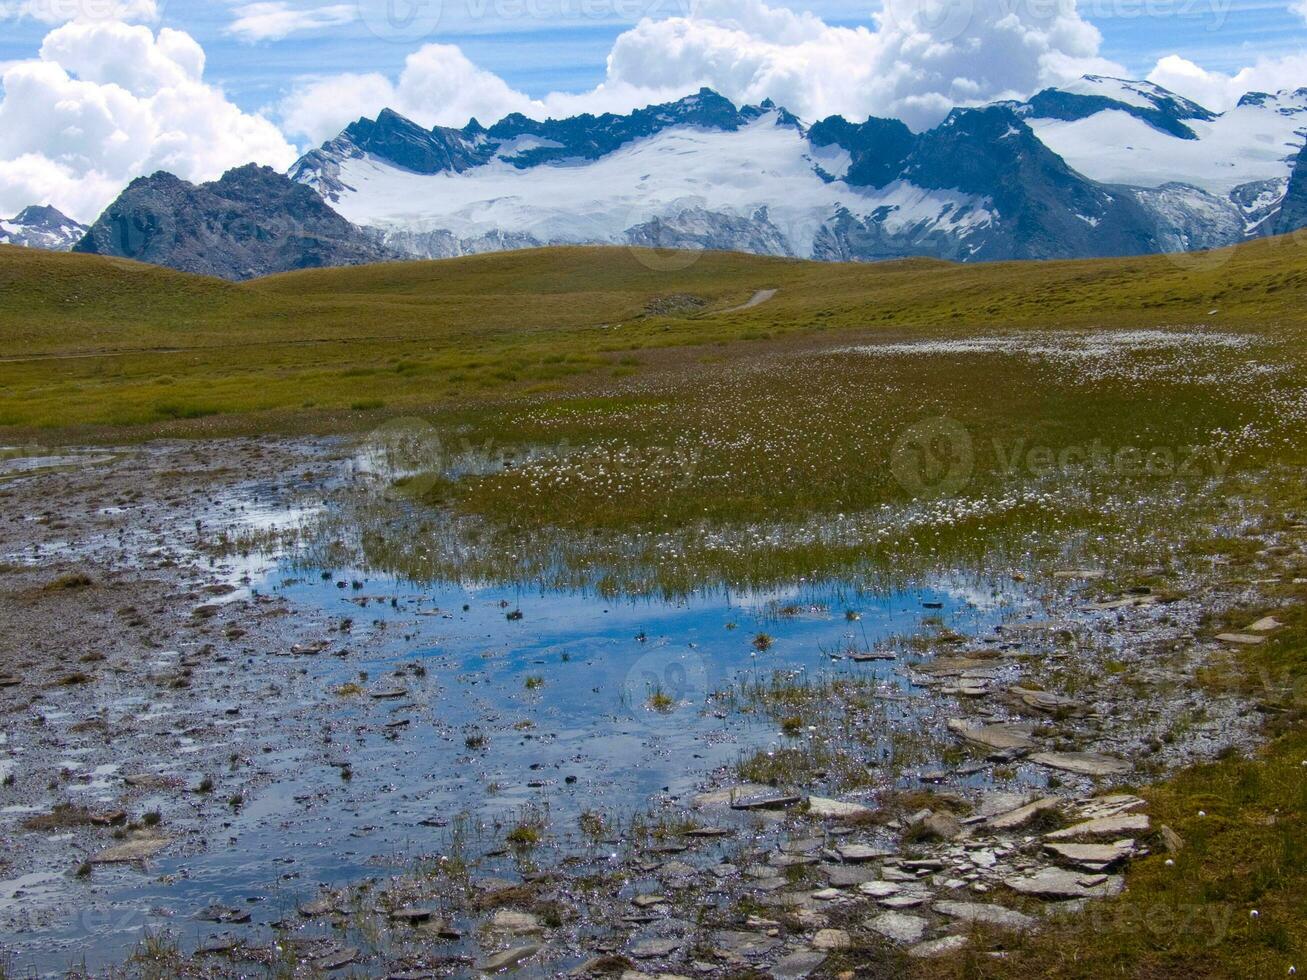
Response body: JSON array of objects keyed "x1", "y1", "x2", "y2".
[
  {"x1": 227, "y1": 1, "x2": 356, "y2": 43},
  {"x1": 1147, "y1": 52, "x2": 1307, "y2": 112},
  {"x1": 280, "y1": 0, "x2": 1125, "y2": 143},
  {"x1": 279, "y1": 41, "x2": 696, "y2": 145},
  {"x1": 0, "y1": 20, "x2": 297, "y2": 222}
]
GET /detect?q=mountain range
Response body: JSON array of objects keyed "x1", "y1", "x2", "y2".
[{"x1": 32, "y1": 75, "x2": 1307, "y2": 278}]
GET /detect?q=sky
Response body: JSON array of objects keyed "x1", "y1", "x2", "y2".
[{"x1": 1, "y1": 0, "x2": 1306, "y2": 221}]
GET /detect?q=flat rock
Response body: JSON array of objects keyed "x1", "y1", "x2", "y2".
[
  {"x1": 934, "y1": 901, "x2": 1038, "y2": 931},
  {"x1": 1083, "y1": 596, "x2": 1159, "y2": 611},
  {"x1": 196, "y1": 935, "x2": 242, "y2": 955},
  {"x1": 1044, "y1": 841, "x2": 1134, "y2": 869},
  {"x1": 866, "y1": 911, "x2": 928, "y2": 944},
  {"x1": 707, "y1": 930, "x2": 781, "y2": 958},
  {"x1": 1030, "y1": 752, "x2": 1130, "y2": 777},
  {"x1": 922, "y1": 658, "x2": 995, "y2": 677},
  {"x1": 857, "y1": 881, "x2": 901, "y2": 898},
  {"x1": 731, "y1": 792, "x2": 802, "y2": 811},
  {"x1": 693, "y1": 784, "x2": 771, "y2": 808},
  {"x1": 811, "y1": 928, "x2": 851, "y2": 951},
  {"x1": 1008, "y1": 687, "x2": 1085, "y2": 715},
  {"x1": 1216, "y1": 633, "x2": 1265, "y2": 646},
  {"x1": 489, "y1": 909, "x2": 543, "y2": 934},
  {"x1": 806, "y1": 796, "x2": 872, "y2": 819},
  {"x1": 879, "y1": 893, "x2": 931, "y2": 909},
  {"x1": 850, "y1": 651, "x2": 896, "y2": 662},
  {"x1": 917, "y1": 812, "x2": 963, "y2": 841},
  {"x1": 476, "y1": 944, "x2": 540, "y2": 971},
  {"x1": 821, "y1": 864, "x2": 880, "y2": 887},
  {"x1": 1160, "y1": 825, "x2": 1185, "y2": 853},
  {"x1": 91, "y1": 835, "x2": 172, "y2": 864},
  {"x1": 985, "y1": 796, "x2": 1063, "y2": 831},
  {"x1": 909, "y1": 935, "x2": 969, "y2": 958},
  {"x1": 1045, "y1": 814, "x2": 1150, "y2": 841},
  {"x1": 1071, "y1": 794, "x2": 1147, "y2": 821},
  {"x1": 834, "y1": 843, "x2": 895, "y2": 863},
  {"x1": 628, "y1": 937, "x2": 681, "y2": 959},
  {"x1": 1005, "y1": 868, "x2": 1124, "y2": 900},
  {"x1": 769, "y1": 950, "x2": 826, "y2": 979},
  {"x1": 1248, "y1": 617, "x2": 1283, "y2": 633},
  {"x1": 313, "y1": 947, "x2": 360, "y2": 971},
  {"x1": 947, "y1": 720, "x2": 1035, "y2": 752},
  {"x1": 299, "y1": 897, "x2": 338, "y2": 917}
]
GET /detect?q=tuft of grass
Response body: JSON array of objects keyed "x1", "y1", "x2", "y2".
[
  {"x1": 42, "y1": 573, "x2": 93, "y2": 591},
  {"x1": 506, "y1": 823, "x2": 543, "y2": 848},
  {"x1": 647, "y1": 686, "x2": 675, "y2": 712}
]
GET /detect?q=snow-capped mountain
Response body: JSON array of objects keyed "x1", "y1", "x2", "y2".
[
  {"x1": 1012, "y1": 75, "x2": 1307, "y2": 247},
  {"x1": 0, "y1": 205, "x2": 88, "y2": 251},
  {"x1": 55, "y1": 76, "x2": 1307, "y2": 279},
  {"x1": 286, "y1": 79, "x2": 1307, "y2": 266}
]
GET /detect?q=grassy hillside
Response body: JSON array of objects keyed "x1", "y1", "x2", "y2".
[{"x1": 1, "y1": 236, "x2": 1305, "y2": 435}]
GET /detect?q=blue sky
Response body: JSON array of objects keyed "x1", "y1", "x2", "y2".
[
  {"x1": 2, "y1": 0, "x2": 1306, "y2": 221},
  {"x1": 3, "y1": 0, "x2": 1305, "y2": 114}
]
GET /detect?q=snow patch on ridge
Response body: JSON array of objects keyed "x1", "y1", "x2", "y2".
[{"x1": 326, "y1": 113, "x2": 992, "y2": 259}]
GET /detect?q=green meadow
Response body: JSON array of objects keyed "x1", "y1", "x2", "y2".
[{"x1": 3, "y1": 237, "x2": 1306, "y2": 976}]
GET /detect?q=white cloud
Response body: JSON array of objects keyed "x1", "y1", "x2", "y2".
[
  {"x1": 227, "y1": 1, "x2": 356, "y2": 43},
  {"x1": 0, "y1": 0, "x2": 158, "y2": 24},
  {"x1": 280, "y1": 0, "x2": 1125, "y2": 143},
  {"x1": 1147, "y1": 52, "x2": 1307, "y2": 112},
  {"x1": 0, "y1": 20, "x2": 297, "y2": 222}
]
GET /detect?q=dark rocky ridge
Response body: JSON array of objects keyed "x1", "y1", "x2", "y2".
[
  {"x1": 1275, "y1": 143, "x2": 1307, "y2": 236},
  {"x1": 73, "y1": 165, "x2": 397, "y2": 280}
]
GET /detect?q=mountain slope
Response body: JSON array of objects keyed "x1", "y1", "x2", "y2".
[
  {"x1": 0, "y1": 206, "x2": 88, "y2": 251},
  {"x1": 54, "y1": 76, "x2": 1307, "y2": 277},
  {"x1": 290, "y1": 91, "x2": 1174, "y2": 264},
  {"x1": 285, "y1": 79, "x2": 1307, "y2": 268},
  {"x1": 73, "y1": 165, "x2": 397, "y2": 280},
  {"x1": 1275, "y1": 144, "x2": 1307, "y2": 235}
]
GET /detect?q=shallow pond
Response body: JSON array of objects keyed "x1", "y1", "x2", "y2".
[{"x1": 13, "y1": 561, "x2": 1026, "y2": 975}]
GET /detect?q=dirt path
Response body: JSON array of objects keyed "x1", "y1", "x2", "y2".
[{"x1": 715, "y1": 288, "x2": 777, "y2": 315}]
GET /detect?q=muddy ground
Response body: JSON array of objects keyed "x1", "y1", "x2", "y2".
[{"x1": 0, "y1": 438, "x2": 1294, "y2": 978}]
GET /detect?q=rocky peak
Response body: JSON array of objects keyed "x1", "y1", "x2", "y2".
[
  {"x1": 73, "y1": 165, "x2": 397, "y2": 280},
  {"x1": 0, "y1": 204, "x2": 89, "y2": 251}
]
